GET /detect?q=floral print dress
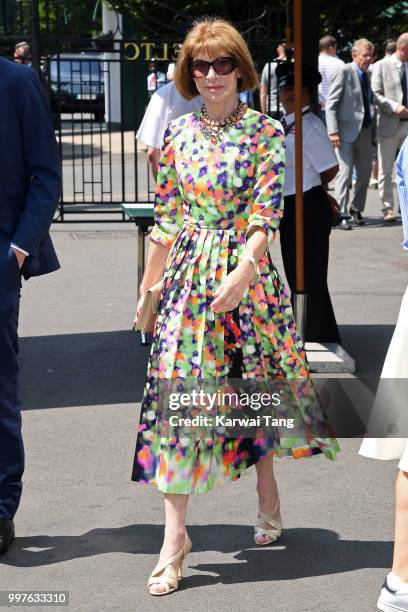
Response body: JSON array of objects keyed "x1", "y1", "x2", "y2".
[{"x1": 132, "y1": 107, "x2": 339, "y2": 494}]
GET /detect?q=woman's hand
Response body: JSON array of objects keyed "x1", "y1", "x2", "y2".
[
  {"x1": 133, "y1": 290, "x2": 147, "y2": 326},
  {"x1": 133, "y1": 239, "x2": 169, "y2": 327},
  {"x1": 211, "y1": 261, "x2": 254, "y2": 313}
]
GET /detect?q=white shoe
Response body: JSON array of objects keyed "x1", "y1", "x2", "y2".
[
  {"x1": 148, "y1": 535, "x2": 191, "y2": 596},
  {"x1": 377, "y1": 575, "x2": 408, "y2": 611},
  {"x1": 254, "y1": 497, "x2": 282, "y2": 545}
]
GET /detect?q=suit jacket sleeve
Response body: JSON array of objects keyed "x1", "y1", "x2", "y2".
[
  {"x1": 11, "y1": 67, "x2": 61, "y2": 255},
  {"x1": 372, "y1": 61, "x2": 397, "y2": 115},
  {"x1": 325, "y1": 66, "x2": 346, "y2": 135}
]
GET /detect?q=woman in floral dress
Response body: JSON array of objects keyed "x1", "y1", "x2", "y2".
[{"x1": 132, "y1": 18, "x2": 339, "y2": 596}]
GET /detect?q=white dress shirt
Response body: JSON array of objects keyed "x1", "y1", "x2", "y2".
[
  {"x1": 318, "y1": 52, "x2": 344, "y2": 110},
  {"x1": 283, "y1": 106, "x2": 338, "y2": 196},
  {"x1": 137, "y1": 81, "x2": 202, "y2": 150},
  {"x1": 10, "y1": 244, "x2": 29, "y2": 256}
]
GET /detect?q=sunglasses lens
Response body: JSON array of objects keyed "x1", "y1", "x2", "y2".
[
  {"x1": 190, "y1": 61, "x2": 209, "y2": 78},
  {"x1": 190, "y1": 57, "x2": 236, "y2": 78},
  {"x1": 213, "y1": 58, "x2": 235, "y2": 75}
]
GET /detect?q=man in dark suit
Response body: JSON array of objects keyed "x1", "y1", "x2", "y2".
[{"x1": 0, "y1": 57, "x2": 61, "y2": 554}]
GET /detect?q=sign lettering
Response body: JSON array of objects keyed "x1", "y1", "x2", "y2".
[{"x1": 124, "y1": 42, "x2": 181, "y2": 62}]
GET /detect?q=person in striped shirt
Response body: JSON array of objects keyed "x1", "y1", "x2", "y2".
[
  {"x1": 318, "y1": 35, "x2": 344, "y2": 121},
  {"x1": 396, "y1": 134, "x2": 408, "y2": 250}
]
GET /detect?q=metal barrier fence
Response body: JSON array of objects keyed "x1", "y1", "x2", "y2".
[{"x1": 49, "y1": 45, "x2": 154, "y2": 222}]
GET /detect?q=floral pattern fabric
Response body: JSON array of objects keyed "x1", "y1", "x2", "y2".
[{"x1": 132, "y1": 108, "x2": 339, "y2": 494}]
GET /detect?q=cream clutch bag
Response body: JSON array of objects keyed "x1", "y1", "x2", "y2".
[{"x1": 133, "y1": 280, "x2": 163, "y2": 333}]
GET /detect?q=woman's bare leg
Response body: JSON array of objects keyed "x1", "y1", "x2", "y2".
[
  {"x1": 150, "y1": 493, "x2": 191, "y2": 594},
  {"x1": 392, "y1": 470, "x2": 408, "y2": 582},
  {"x1": 255, "y1": 454, "x2": 281, "y2": 544}
]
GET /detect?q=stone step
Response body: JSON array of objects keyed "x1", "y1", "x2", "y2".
[{"x1": 305, "y1": 342, "x2": 356, "y2": 373}]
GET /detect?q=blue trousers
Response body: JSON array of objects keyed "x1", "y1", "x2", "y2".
[{"x1": 0, "y1": 303, "x2": 24, "y2": 520}]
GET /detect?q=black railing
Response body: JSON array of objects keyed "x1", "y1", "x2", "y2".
[
  {"x1": 45, "y1": 39, "x2": 281, "y2": 221},
  {"x1": 48, "y1": 44, "x2": 167, "y2": 221}
]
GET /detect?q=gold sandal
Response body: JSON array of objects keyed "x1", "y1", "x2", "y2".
[
  {"x1": 254, "y1": 498, "x2": 282, "y2": 545},
  {"x1": 148, "y1": 536, "x2": 191, "y2": 596}
]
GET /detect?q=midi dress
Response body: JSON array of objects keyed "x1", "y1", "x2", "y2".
[{"x1": 132, "y1": 107, "x2": 339, "y2": 494}]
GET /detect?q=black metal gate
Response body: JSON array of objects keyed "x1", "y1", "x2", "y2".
[
  {"x1": 1, "y1": 3, "x2": 289, "y2": 222},
  {"x1": 50, "y1": 44, "x2": 154, "y2": 222}
]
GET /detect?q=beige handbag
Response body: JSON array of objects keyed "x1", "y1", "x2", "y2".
[{"x1": 133, "y1": 280, "x2": 163, "y2": 333}]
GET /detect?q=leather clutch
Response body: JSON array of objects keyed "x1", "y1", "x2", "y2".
[{"x1": 133, "y1": 280, "x2": 163, "y2": 333}]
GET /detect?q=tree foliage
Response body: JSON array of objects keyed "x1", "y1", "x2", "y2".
[
  {"x1": 104, "y1": 0, "x2": 287, "y2": 38},
  {"x1": 320, "y1": 0, "x2": 408, "y2": 56},
  {"x1": 2, "y1": 0, "x2": 407, "y2": 52},
  {"x1": 0, "y1": 0, "x2": 101, "y2": 38},
  {"x1": 105, "y1": 0, "x2": 408, "y2": 52}
]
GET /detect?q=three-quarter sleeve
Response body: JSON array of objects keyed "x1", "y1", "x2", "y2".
[
  {"x1": 149, "y1": 124, "x2": 184, "y2": 249},
  {"x1": 248, "y1": 119, "x2": 285, "y2": 242}
]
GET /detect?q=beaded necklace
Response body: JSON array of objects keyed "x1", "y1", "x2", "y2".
[{"x1": 199, "y1": 101, "x2": 247, "y2": 145}]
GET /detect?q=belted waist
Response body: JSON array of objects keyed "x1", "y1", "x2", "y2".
[{"x1": 183, "y1": 219, "x2": 246, "y2": 234}]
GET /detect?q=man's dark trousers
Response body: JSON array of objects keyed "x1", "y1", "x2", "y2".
[
  {"x1": 0, "y1": 57, "x2": 62, "y2": 522},
  {"x1": 0, "y1": 302, "x2": 23, "y2": 520}
]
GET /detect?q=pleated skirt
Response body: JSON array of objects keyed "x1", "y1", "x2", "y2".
[{"x1": 132, "y1": 223, "x2": 339, "y2": 493}]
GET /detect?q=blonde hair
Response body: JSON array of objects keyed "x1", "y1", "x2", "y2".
[
  {"x1": 352, "y1": 38, "x2": 374, "y2": 54},
  {"x1": 175, "y1": 18, "x2": 259, "y2": 100}
]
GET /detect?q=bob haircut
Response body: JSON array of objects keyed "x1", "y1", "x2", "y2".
[{"x1": 175, "y1": 18, "x2": 259, "y2": 100}]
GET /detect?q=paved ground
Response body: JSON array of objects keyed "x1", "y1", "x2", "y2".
[{"x1": 0, "y1": 188, "x2": 407, "y2": 611}]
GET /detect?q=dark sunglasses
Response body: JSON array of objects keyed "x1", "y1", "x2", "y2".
[{"x1": 189, "y1": 56, "x2": 237, "y2": 78}]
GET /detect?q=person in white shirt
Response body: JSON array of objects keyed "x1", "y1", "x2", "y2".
[
  {"x1": 372, "y1": 32, "x2": 408, "y2": 221},
  {"x1": 276, "y1": 62, "x2": 340, "y2": 343},
  {"x1": 137, "y1": 80, "x2": 202, "y2": 179},
  {"x1": 260, "y1": 42, "x2": 286, "y2": 118},
  {"x1": 147, "y1": 60, "x2": 167, "y2": 99},
  {"x1": 318, "y1": 35, "x2": 344, "y2": 120},
  {"x1": 166, "y1": 62, "x2": 176, "y2": 81}
]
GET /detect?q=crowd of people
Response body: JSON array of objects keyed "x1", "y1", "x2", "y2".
[
  {"x1": 324, "y1": 34, "x2": 408, "y2": 228},
  {"x1": 145, "y1": 32, "x2": 408, "y2": 230},
  {"x1": 260, "y1": 33, "x2": 408, "y2": 228}
]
